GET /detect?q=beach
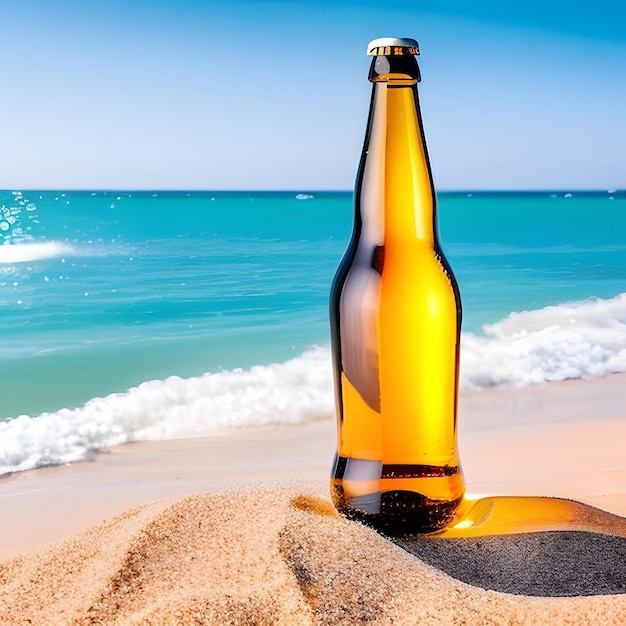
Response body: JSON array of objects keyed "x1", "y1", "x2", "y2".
[
  {"x1": 2, "y1": 374, "x2": 625, "y2": 624},
  {"x1": 1, "y1": 1, "x2": 625, "y2": 617}
]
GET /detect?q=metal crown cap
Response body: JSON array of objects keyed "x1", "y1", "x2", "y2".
[{"x1": 367, "y1": 37, "x2": 420, "y2": 56}]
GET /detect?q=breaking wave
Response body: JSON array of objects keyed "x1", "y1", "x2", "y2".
[
  {"x1": 460, "y1": 293, "x2": 626, "y2": 389},
  {"x1": 2, "y1": 294, "x2": 626, "y2": 475}
]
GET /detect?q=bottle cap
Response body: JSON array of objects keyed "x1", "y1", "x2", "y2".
[{"x1": 367, "y1": 37, "x2": 420, "y2": 56}]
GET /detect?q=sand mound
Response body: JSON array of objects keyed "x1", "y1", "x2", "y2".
[{"x1": 1, "y1": 484, "x2": 626, "y2": 625}]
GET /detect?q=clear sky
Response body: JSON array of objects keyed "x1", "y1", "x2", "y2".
[{"x1": 1, "y1": 0, "x2": 625, "y2": 190}]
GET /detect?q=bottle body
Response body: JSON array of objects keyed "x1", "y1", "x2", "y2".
[{"x1": 330, "y1": 41, "x2": 464, "y2": 536}]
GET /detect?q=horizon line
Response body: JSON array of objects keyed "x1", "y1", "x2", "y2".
[{"x1": 2, "y1": 188, "x2": 624, "y2": 194}]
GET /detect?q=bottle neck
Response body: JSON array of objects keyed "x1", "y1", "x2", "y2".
[{"x1": 357, "y1": 54, "x2": 437, "y2": 247}]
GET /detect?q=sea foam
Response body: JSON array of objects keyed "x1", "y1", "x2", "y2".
[
  {"x1": 0, "y1": 241, "x2": 76, "y2": 264},
  {"x1": 0, "y1": 348, "x2": 334, "y2": 475},
  {"x1": 1, "y1": 295, "x2": 626, "y2": 475},
  {"x1": 460, "y1": 293, "x2": 626, "y2": 389}
]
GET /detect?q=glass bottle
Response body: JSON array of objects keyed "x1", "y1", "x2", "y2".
[{"x1": 330, "y1": 37, "x2": 464, "y2": 536}]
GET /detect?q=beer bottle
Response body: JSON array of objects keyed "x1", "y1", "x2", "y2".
[{"x1": 330, "y1": 37, "x2": 464, "y2": 536}]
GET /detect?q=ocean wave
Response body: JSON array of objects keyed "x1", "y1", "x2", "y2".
[
  {"x1": 0, "y1": 241, "x2": 76, "y2": 264},
  {"x1": 0, "y1": 347, "x2": 334, "y2": 475},
  {"x1": 460, "y1": 293, "x2": 626, "y2": 389},
  {"x1": 2, "y1": 294, "x2": 626, "y2": 475}
]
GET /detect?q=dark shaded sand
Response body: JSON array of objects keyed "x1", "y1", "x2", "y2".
[
  {"x1": 2, "y1": 484, "x2": 626, "y2": 625},
  {"x1": 396, "y1": 531, "x2": 626, "y2": 597}
]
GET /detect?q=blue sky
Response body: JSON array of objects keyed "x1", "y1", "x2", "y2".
[{"x1": 1, "y1": 0, "x2": 624, "y2": 190}]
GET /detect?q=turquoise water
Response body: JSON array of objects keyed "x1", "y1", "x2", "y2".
[
  {"x1": 1, "y1": 191, "x2": 347, "y2": 418},
  {"x1": 1, "y1": 189, "x2": 625, "y2": 473},
  {"x1": 442, "y1": 191, "x2": 626, "y2": 323}
]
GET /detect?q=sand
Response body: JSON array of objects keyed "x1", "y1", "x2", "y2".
[{"x1": 1, "y1": 374, "x2": 626, "y2": 624}]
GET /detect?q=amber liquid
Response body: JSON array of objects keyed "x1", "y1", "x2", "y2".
[{"x1": 330, "y1": 57, "x2": 464, "y2": 535}]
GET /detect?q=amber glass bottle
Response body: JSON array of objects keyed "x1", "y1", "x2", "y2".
[{"x1": 330, "y1": 37, "x2": 464, "y2": 536}]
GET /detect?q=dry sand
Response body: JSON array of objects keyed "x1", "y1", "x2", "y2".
[{"x1": 1, "y1": 374, "x2": 626, "y2": 624}]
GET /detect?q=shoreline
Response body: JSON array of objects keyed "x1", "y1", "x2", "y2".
[{"x1": 2, "y1": 373, "x2": 625, "y2": 560}]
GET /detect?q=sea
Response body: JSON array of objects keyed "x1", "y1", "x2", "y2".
[{"x1": 1, "y1": 189, "x2": 625, "y2": 475}]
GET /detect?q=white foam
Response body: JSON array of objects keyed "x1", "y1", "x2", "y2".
[
  {"x1": 460, "y1": 293, "x2": 626, "y2": 389},
  {"x1": 0, "y1": 241, "x2": 76, "y2": 264},
  {"x1": 0, "y1": 347, "x2": 335, "y2": 474}
]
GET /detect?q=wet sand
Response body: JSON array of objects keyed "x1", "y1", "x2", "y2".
[{"x1": 1, "y1": 374, "x2": 625, "y2": 624}]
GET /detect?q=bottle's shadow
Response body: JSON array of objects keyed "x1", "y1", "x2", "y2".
[{"x1": 393, "y1": 495, "x2": 626, "y2": 596}]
